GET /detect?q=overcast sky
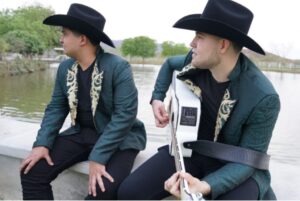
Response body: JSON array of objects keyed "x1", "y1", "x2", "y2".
[{"x1": 1, "y1": 0, "x2": 299, "y2": 59}]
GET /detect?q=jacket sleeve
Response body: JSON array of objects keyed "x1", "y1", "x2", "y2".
[
  {"x1": 88, "y1": 61, "x2": 138, "y2": 165},
  {"x1": 150, "y1": 51, "x2": 192, "y2": 102},
  {"x1": 33, "y1": 64, "x2": 69, "y2": 149},
  {"x1": 203, "y1": 94, "x2": 280, "y2": 199}
]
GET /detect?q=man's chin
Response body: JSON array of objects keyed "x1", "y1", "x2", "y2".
[
  {"x1": 191, "y1": 60, "x2": 198, "y2": 67},
  {"x1": 65, "y1": 52, "x2": 73, "y2": 58},
  {"x1": 191, "y1": 61, "x2": 207, "y2": 69}
]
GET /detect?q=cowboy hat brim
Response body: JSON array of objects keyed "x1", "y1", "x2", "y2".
[
  {"x1": 44, "y1": 15, "x2": 115, "y2": 48},
  {"x1": 174, "y1": 14, "x2": 265, "y2": 55}
]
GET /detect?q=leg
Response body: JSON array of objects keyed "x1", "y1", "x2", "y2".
[
  {"x1": 216, "y1": 177, "x2": 259, "y2": 200},
  {"x1": 85, "y1": 149, "x2": 139, "y2": 200},
  {"x1": 20, "y1": 133, "x2": 90, "y2": 200},
  {"x1": 118, "y1": 145, "x2": 176, "y2": 200}
]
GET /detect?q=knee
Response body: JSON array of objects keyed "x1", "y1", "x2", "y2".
[
  {"x1": 85, "y1": 182, "x2": 119, "y2": 200},
  {"x1": 118, "y1": 179, "x2": 140, "y2": 200},
  {"x1": 20, "y1": 168, "x2": 49, "y2": 186},
  {"x1": 20, "y1": 171, "x2": 32, "y2": 185}
]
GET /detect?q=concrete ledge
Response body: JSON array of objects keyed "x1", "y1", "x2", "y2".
[
  {"x1": 0, "y1": 132, "x2": 162, "y2": 173},
  {"x1": 0, "y1": 140, "x2": 162, "y2": 200},
  {"x1": 0, "y1": 118, "x2": 165, "y2": 199}
]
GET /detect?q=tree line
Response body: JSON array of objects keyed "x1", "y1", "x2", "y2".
[
  {"x1": 0, "y1": 5, "x2": 189, "y2": 60},
  {"x1": 0, "y1": 5, "x2": 60, "y2": 57}
]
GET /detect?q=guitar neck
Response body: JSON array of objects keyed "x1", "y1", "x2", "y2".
[
  {"x1": 170, "y1": 122, "x2": 185, "y2": 172},
  {"x1": 170, "y1": 123, "x2": 203, "y2": 201},
  {"x1": 169, "y1": 70, "x2": 204, "y2": 201}
]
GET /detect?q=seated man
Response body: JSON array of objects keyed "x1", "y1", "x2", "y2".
[
  {"x1": 20, "y1": 3, "x2": 146, "y2": 200},
  {"x1": 118, "y1": 0, "x2": 280, "y2": 200}
]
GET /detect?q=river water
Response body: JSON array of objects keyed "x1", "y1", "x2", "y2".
[{"x1": 0, "y1": 65, "x2": 299, "y2": 167}]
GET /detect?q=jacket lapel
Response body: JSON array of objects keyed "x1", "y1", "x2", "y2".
[{"x1": 213, "y1": 89, "x2": 236, "y2": 142}]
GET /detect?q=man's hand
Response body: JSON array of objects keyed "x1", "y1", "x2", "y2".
[
  {"x1": 164, "y1": 171, "x2": 211, "y2": 198},
  {"x1": 88, "y1": 161, "x2": 114, "y2": 197},
  {"x1": 20, "y1": 146, "x2": 53, "y2": 174},
  {"x1": 180, "y1": 172, "x2": 211, "y2": 196},
  {"x1": 151, "y1": 100, "x2": 169, "y2": 128},
  {"x1": 164, "y1": 171, "x2": 181, "y2": 198}
]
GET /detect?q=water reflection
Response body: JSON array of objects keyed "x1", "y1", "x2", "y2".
[
  {"x1": 0, "y1": 66, "x2": 299, "y2": 165},
  {"x1": 0, "y1": 69, "x2": 55, "y2": 122},
  {"x1": 263, "y1": 72, "x2": 300, "y2": 165}
]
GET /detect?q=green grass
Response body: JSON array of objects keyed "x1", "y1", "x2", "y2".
[
  {"x1": 0, "y1": 59, "x2": 47, "y2": 77},
  {"x1": 259, "y1": 66, "x2": 300, "y2": 74}
]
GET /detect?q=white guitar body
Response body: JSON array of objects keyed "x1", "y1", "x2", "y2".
[
  {"x1": 169, "y1": 71, "x2": 201, "y2": 157},
  {"x1": 168, "y1": 71, "x2": 203, "y2": 201}
]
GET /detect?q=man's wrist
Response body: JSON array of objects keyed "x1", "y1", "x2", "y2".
[{"x1": 201, "y1": 181, "x2": 211, "y2": 195}]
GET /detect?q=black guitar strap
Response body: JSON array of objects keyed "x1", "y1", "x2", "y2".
[{"x1": 183, "y1": 140, "x2": 270, "y2": 170}]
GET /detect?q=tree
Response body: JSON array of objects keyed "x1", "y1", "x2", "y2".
[
  {"x1": 121, "y1": 38, "x2": 135, "y2": 61},
  {"x1": 121, "y1": 36, "x2": 156, "y2": 63},
  {"x1": 161, "y1": 41, "x2": 189, "y2": 57},
  {"x1": 0, "y1": 38, "x2": 9, "y2": 60},
  {"x1": 10, "y1": 5, "x2": 60, "y2": 48},
  {"x1": 0, "y1": 9, "x2": 13, "y2": 36},
  {"x1": 4, "y1": 30, "x2": 45, "y2": 56},
  {"x1": 0, "y1": 5, "x2": 60, "y2": 55}
]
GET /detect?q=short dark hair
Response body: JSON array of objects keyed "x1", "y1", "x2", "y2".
[
  {"x1": 232, "y1": 41, "x2": 242, "y2": 54},
  {"x1": 70, "y1": 28, "x2": 100, "y2": 46}
]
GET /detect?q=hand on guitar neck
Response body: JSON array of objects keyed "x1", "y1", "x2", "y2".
[
  {"x1": 164, "y1": 171, "x2": 211, "y2": 199},
  {"x1": 151, "y1": 100, "x2": 169, "y2": 128}
]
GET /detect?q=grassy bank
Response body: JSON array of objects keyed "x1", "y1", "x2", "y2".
[
  {"x1": 259, "y1": 66, "x2": 300, "y2": 74},
  {"x1": 128, "y1": 56, "x2": 300, "y2": 74},
  {"x1": 0, "y1": 59, "x2": 47, "y2": 77},
  {"x1": 126, "y1": 56, "x2": 165, "y2": 65},
  {"x1": 1, "y1": 57, "x2": 299, "y2": 77}
]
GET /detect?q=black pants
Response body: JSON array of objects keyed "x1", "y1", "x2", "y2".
[
  {"x1": 118, "y1": 145, "x2": 258, "y2": 200},
  {"x1": 20, "y1": 128, "x2": 138, "y2": 200}
]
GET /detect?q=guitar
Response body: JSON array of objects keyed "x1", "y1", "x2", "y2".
[{"x1": 168, "y1": 71, "x2": 204, "y2": 201}]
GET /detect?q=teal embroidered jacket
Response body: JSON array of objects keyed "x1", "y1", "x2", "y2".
[
  {"x1": 33, "y1": 51, "x2": 146, "y2": 165},
  {"x1": 151, "y1": 52, "x2": 280, "y2": 199}
]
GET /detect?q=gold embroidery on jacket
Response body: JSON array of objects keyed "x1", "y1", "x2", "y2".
[
  {"x1": 66, "y1": 61, "x2": 104, "y2": 125},
  {"x1": 178, "y1": 64, "x2": 202, "y2": 98},
  {"x1": 183, "y1": 79, "x2": 202, "y2": 98},
  {"x1": 214, "y1": 89, "x2": 236, "y2": 141},
  {"x1": 90, "y1": 62, "x2": 103, "y2": 116},
  {"x1": 177, "y1": 64, "x2": 196, "y2": 76},
  {"x1": 66, "y1": 62, "x2": 78, "y2": 126}
]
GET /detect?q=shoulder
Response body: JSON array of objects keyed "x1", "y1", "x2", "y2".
[
  {"x1": 165, "y1": 51, "x2": 193, "y2": 71},
  {"x1": 239, "y1": 55, "x2": 278, "y2": 97},
  {"x1": 99, "y1": 52, "x2": 130, "y2": 70}
]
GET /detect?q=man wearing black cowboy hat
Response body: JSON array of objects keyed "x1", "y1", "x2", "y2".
[
  {"x1": 19, "y1": 3, "x2": 146, "y2": 200},
  {"x1": 118, "y1": 0, "x2": 280, "y2": 200}
]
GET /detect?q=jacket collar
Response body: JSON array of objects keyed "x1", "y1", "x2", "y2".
[
  {"x1": 66, "y1": 53, "x2": 104, "y2": 126},
  {"x1": 228, "y1": 53, "x2": 248, "y2": 81},
  {"x1": 177, "y1": 64, "x2": 203, "y2": 98}
]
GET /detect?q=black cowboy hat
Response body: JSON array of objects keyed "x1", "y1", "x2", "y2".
[
  {"x1": 43, "y1": 3, "x2": 115, "y2": 48},
  {"x1": 173, "y1": 0, "x2": 265, "y2": 55}
]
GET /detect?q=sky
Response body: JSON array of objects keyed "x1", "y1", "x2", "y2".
[{"x1": 1, "y1": 0, "x2": 300, "y2": 59}]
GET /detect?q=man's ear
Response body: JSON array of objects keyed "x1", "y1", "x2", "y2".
[
  {"x1": 79, "y1": 35, "x2": 88, "y2": 46},
  {"x1": 219, "y1": 39, "x2": 231, "y2": 53}
]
